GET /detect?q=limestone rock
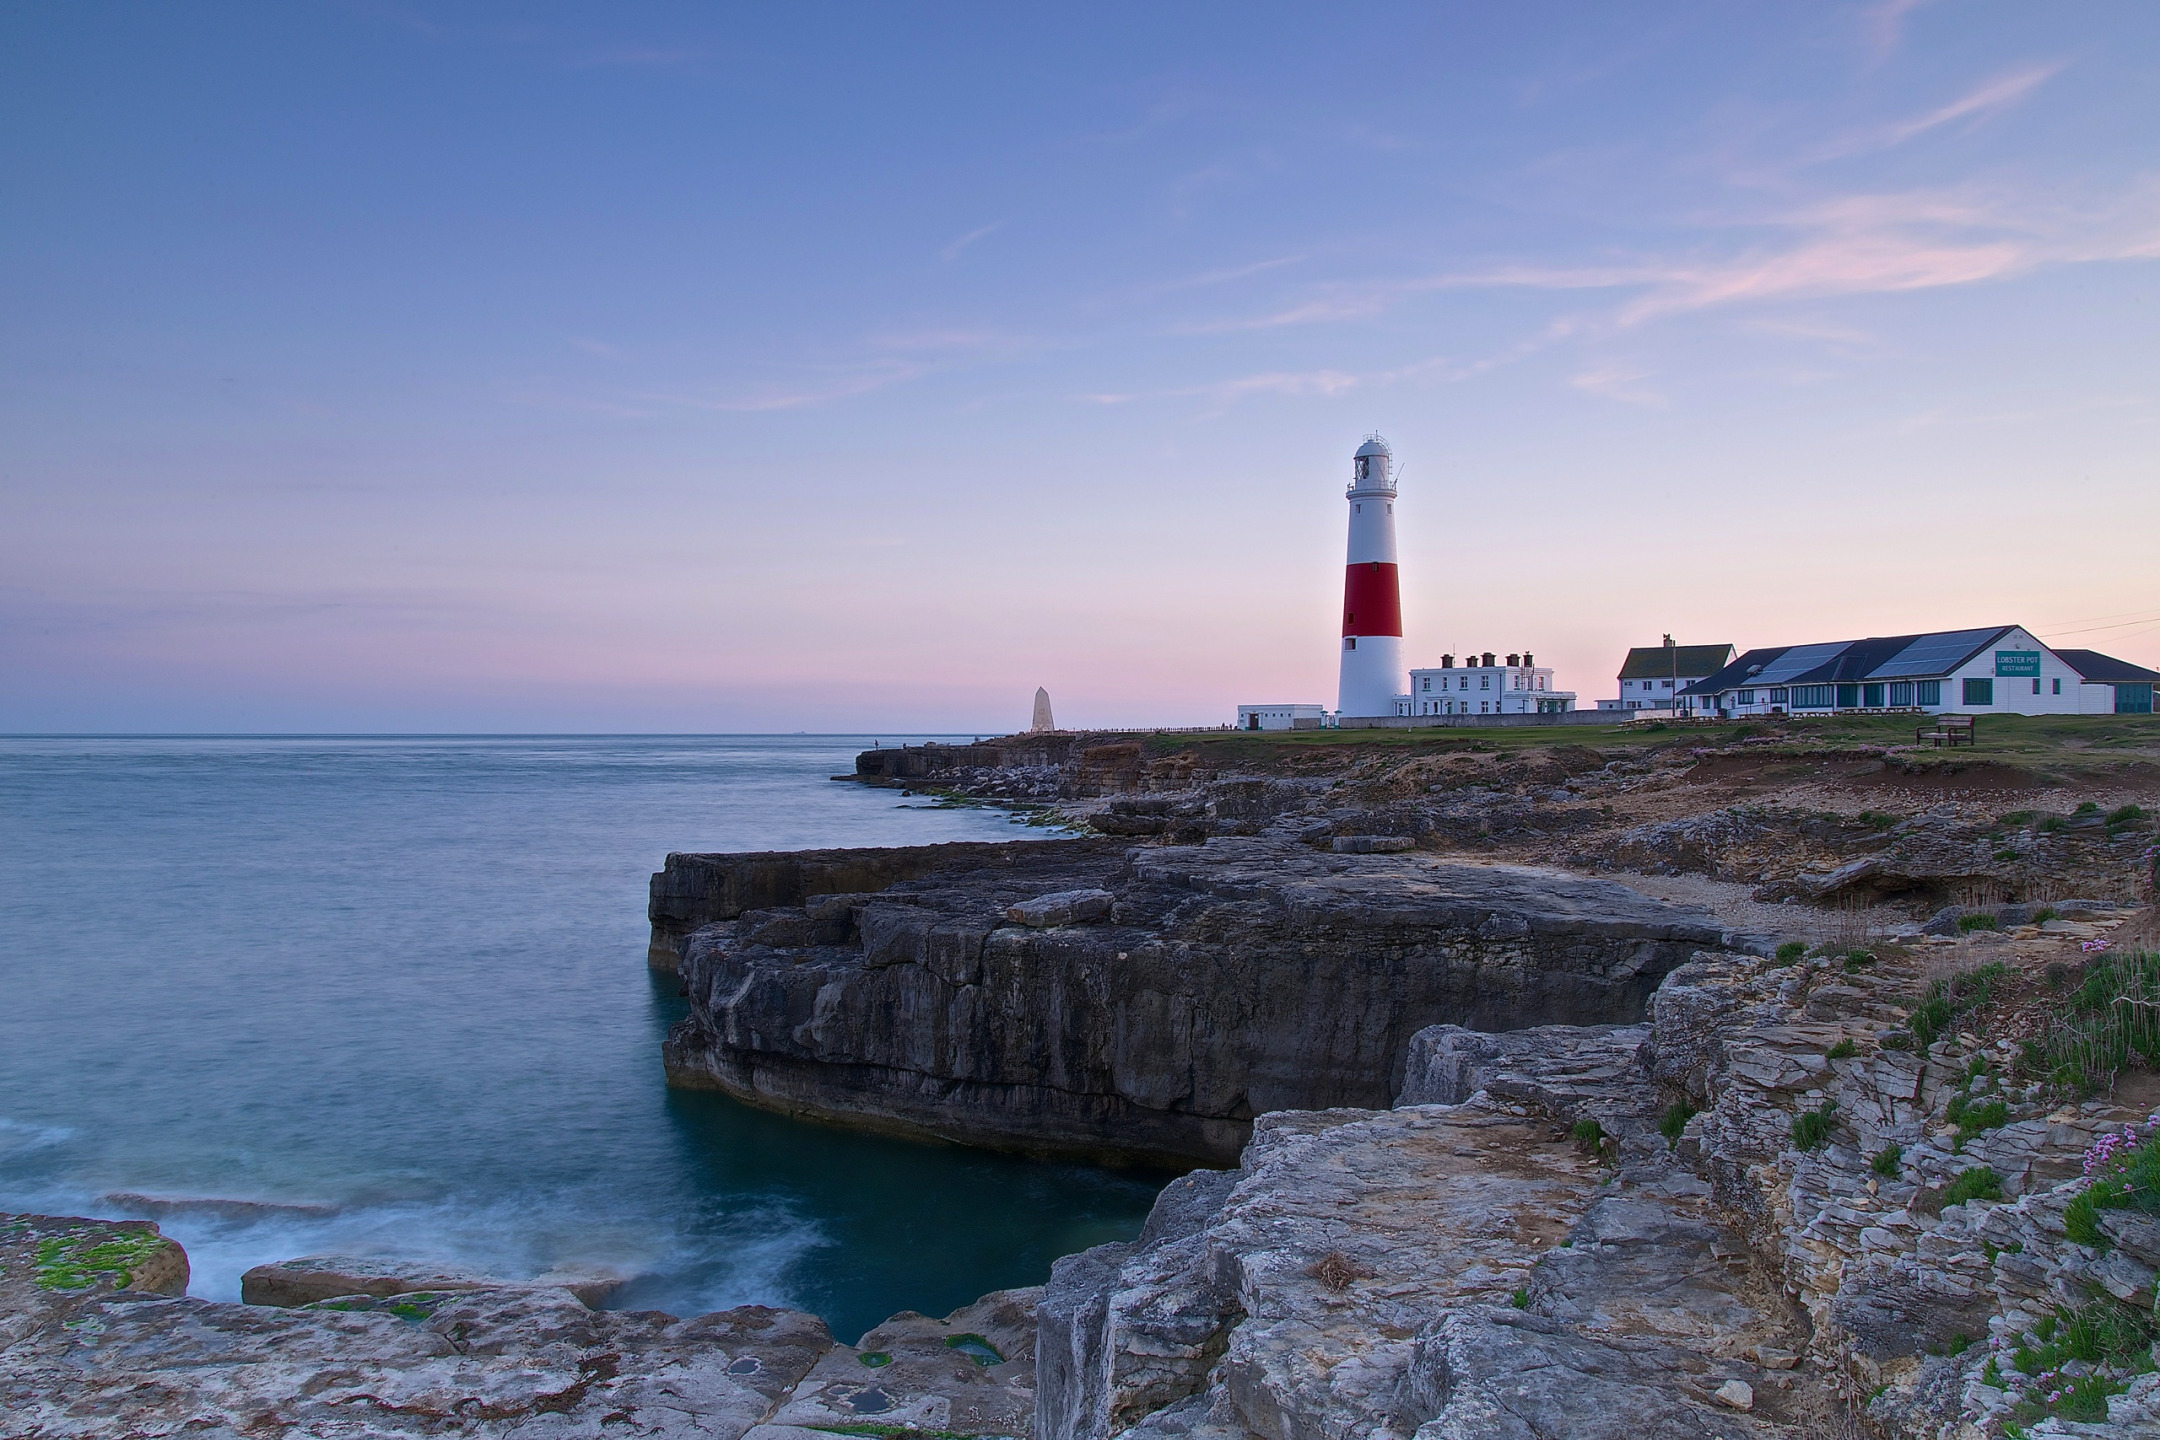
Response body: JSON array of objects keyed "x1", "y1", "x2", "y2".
[
  {"x1": 1006, "y1": 888, "x2": 1114, "y2": 927},
  {"x1": 242, "y1": 1252, "x2": 621, "y2": 1308},
  {"x1": 662, "y1": 836, "x2": 1728, "y2": 1165}
]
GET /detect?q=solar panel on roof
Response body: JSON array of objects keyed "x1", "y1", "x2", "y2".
[
  {"x1": 1869, "y1": 628, "x2": 2005, "y2": 679},
  {"x1": 1754, "y1": 642, "x2": 1849, "y2": 684}
]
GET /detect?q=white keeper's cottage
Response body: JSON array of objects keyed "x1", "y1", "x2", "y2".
[
  {"x1": 1682, "y1": 625, "x2": 2156, "y2": 718},
  {"x1": 1405, "y1": 651, "x2": 1576, "y2": 717}
]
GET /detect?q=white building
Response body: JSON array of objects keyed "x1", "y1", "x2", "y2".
[
  {"x1": 1236, "y1": 703, "x2": 1328, "y2": 731},
  {"x1": 1682, "y1": 625, "x2": 2150, "y2": 718},
  {"x1": 2057, "y1": 649, "x2": 2160, "y2": 714},
  {"x1": 1600, "y1": 639, "x2": 1734, "y2": 714},
  {"x1": 1406, "y1": 651, "x2": 1576, "y2": 717}
]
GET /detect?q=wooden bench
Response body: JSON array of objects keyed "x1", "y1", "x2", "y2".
[{"x1": 1918, "y1": 714, "x2": 1976, "y2": 748}]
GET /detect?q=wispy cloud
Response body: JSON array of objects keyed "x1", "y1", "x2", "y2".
[
  {"x1": 941, "y1": 221, "x2": 1004, "y2": 262},
  {"x1": 1862, "y1": 0, "x2": 1938, "y2": 65},
  {"x1": 1810, "y1": 63, "x2": 2065, "y2": 160},
  {"x1": 1570, "y1": 364, "x2": 1665, "y2": 408},
  {"x1": 1080, "y1": 356, "x2": 1471, "y2": 408},
  {"x1": 1181, "y1": 176, "x2": 2160, "y2": 339}
]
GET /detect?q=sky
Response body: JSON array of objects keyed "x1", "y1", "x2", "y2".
[{"x1": 3, "y1": 2, "x2": 2157, "y2": 733}]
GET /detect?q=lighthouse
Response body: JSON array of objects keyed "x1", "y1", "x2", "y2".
[{"x1": 1338, "y1": 435, "x2": 1405, "y2": 717}]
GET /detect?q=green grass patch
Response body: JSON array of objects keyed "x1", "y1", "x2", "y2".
[
  {"x1": 1790, "y1": 1100, "x2": 1837, "y2": 1152},
  {"x1": 1905, "y1": 962, "x2": 2009, "y2": 1047},
  {"x1": 2108, "y1": 803, "x2": 2147, "y2": 825},
  {"x1": 1570, "y1": 1118, "x2": 1605, "y2": 1155},
  {"x1": 2003, "y1": 1295, "x2": 2156, "y2": 1426},
  {"x1": 1871, "y1": 1143, "x2": 1903, "y2": 1177},
  {"x1": 1958, "y1": 913, "x2": 2000, "y2": 933},
  {"x1": 1773, "y1": 941, "x2": 1806, "y2": 964},
  {"x1": 31, "y1": 1229, "x2": 169, "y2": 1291},
  {"x1": 1826, "y1": 1037, "x2": 1857, "y2": 1060},
  {"x1": 1659, "y1": 1101, "x2": 1696, "y2": 1146},
  {"x1": 1941, "y1": 1167, "x2": 2003, "y2": 1207},
  {"x1": 1510, "y1": 1287, "x2": 1529, "y2": 1309},
  {"x1": 2025, "y1": 950, "x2": 2160, "y2": 1095}
]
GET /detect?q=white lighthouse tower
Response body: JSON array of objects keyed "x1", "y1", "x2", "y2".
[{"x1": 1338, "y1": 435, "x2": 1406, "y2": 717}]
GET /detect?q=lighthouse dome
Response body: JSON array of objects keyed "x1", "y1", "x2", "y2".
[{"x1": 1349, "y1": 434, "x2": 1394, "y2": 491}]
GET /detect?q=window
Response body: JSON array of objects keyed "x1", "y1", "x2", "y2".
[
  {"x1": 2031, "y1": 678, "x2": 2041, "y2": 695},
  {"x1": 1661, "y1": 679, "x2": 1672, "y2": 690},
  {"x1": 1917, "y1": 680, "x2": 1941, "y2": 706},
  {"x1": 1735, "y1": 689, "x2": 1756, "y2": 705},
  {"x1": 1837, "y1": 684, "x2": 1860, "y2": 708},
  {"x1": 1421, "y1": 677, "x2": 1431, "y2": 691},
  {"x1": 1345, "y1": 638, "x2": 1356, "y2": 651},
  {"x1": 1459, "y1": 676, "x2": 1468, "y2": 689},
  {"x1": 1863, "y1": 683, "x2": 1884, "y2": 708},
  {"x1": 1889, "y1": 681, "x2": 1913, "y2": 706},
  {"x1": 2053, "y1": 678, "x2": 2062, "y2": 695},
  {"x1": 1769, "y1": 687, "x2": 1789, "y2": 705},
  {"x1": 1481, "y1": 676, "x2": 1490, "y2": 690},
  {"x1": 1791, "y1": 685, "x2": 1834, "y2": 708},
  {"x1": 1963, "y1": 678, "x2": 1994, "y2": 706}
]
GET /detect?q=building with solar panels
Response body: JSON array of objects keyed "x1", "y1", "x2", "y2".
[{"x1": 1679, "y1": 625, "x2": 2154, "y2": 719}]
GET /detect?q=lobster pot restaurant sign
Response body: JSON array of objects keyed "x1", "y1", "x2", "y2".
[{"x1": 1995, "y1": 651, "x2": 2042, "y2": 677}]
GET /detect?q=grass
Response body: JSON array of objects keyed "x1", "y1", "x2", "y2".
[
  {"x1": 1510, "y1": 1287, "x2": 1530, "y2": 1309},
  {"x1": 1773, "y1": 941, "x2": 1806, "y2": 964},
  {"x1": 1826, "y1": 1037, "x2": 1857, "y2": 1060},
  {"x1": 2021, "y1": 950, "x2": 2160, "y2": 1095},
  {"x1": 1660, "y1": 1101, "x2": 1697, "y2": 1146},
  {"x1": 1872, "y1": 1144, "x2": 1903, "y2": 1177},
  {"x1": 2064, "y1": 1126, "x2": 2160, "y2": 1247},
  {"x1": 1941, "y1": 1167, "x2": 2003, "y2": 1207},
  {"x1": 1571, "y1": 1118, "x2": 1606, "y2": 1155},
  {"x1": 1946, "y1": 1090, "x2": 2010, "y2": 1145},
  {"x1": 2002, "y1": 1296, "x2": 2156, "y2": 1427},
  {"x1": 2109, "y1": 804, "x2": 2147, "y2": 825},
  {"x1": 31, "y1": 1229, "x2": 169, "y2": 1291},
  {"x1": 1791, "y1": 1100, "x2": 1837, "y2": 1152},
  {"x1": 1137, "y1": 713, "x2": 2160, "y2": 776},
  {"x1": 1904, "y1": 962, "x2": 2010, "y2": 1048},
  {"x1": 1958, "y1": 913, "x2": 2000, "y2": 933}
]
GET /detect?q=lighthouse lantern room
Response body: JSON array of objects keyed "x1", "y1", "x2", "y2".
[{"x1": 1338, "y1": 435, "x2": 1407, "y2": 717}]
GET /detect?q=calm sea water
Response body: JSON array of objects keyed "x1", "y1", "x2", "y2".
[{"x1": 0, "y1": 735, "x2": 1163, "y2": 1342}]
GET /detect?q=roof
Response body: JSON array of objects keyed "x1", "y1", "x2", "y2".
[
  {"x1": 1354, "y1": 435, "x2": 1392, "y2": 458},
  {"x1": 2054, "y1": 648, "x2": 2160, "y2": 684},
  {"x1": 1682, "y1": 626, "x2": 2019, "y2": 696},
  {"x1": 1618, "y1": 644, "x2": 1734, "y2": 681}
]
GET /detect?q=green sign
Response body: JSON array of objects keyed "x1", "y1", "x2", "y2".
[{"x1": 1994, "y1": 650, "x2": 2042, "y2": 677}]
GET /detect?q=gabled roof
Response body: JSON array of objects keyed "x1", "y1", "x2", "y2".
[
  {"x1": 2055, "y1": 648, "x2": 2160, "y2": 684},
  {"x1": 1618, "y1": 644, "x2": 1734, "y2": 681},
  {"x1": 1680, "y1": 626, "x2": 2023, "y2": 696}
]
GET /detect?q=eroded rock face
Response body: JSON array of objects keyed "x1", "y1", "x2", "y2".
[
  {"x1": 661, "y1": 837, "x2": 1730, "y2": 1165},
  {"x1": 1035, "y1": 1021, "x2": 1841, "y2": 1440}
]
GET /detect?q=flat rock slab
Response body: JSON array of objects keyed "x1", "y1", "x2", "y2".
[{"x1": 243, "y1": 1251, "x2": 621, "y2": 1308}]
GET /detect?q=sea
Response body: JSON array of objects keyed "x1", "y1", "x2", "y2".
[{"x1": 0, "y1": 735, "x2": 1164, "y2": 1343}]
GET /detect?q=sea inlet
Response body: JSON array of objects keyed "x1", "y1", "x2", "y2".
[{"x1": 0, "y1": 734, "x2": 1162, "y2": 1343}]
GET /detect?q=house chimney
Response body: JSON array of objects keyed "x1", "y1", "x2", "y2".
[
  {"x1": 1482, "y1": 651, "x2": 1495, "y2": 668},
  {"x1": 1506, "y1": 653, "x2": 1521, "y2": 667},
  {"x1": 1441, "y1": 653, "x2": 1453, "y2": 668},
  {"x1": 1523, "y1": 652, "x2": 1534, "y2": 667}
]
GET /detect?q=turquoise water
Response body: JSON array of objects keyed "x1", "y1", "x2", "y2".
[{"x1": 0, "y1": 735, "x2": 1163, "y2": 1342}]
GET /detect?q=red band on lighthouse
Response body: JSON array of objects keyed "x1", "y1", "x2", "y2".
[{"x1": 1340, "y1": 561, "x2": 1402, "y2": 638}]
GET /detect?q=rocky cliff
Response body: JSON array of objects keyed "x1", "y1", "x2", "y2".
[
  {"x1": 659, "y1": 836, "x2": 1732, "y2": 1166},
  {"x1": 1033, "y1": 934, "x2": 2160, "y2": 1439}
]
